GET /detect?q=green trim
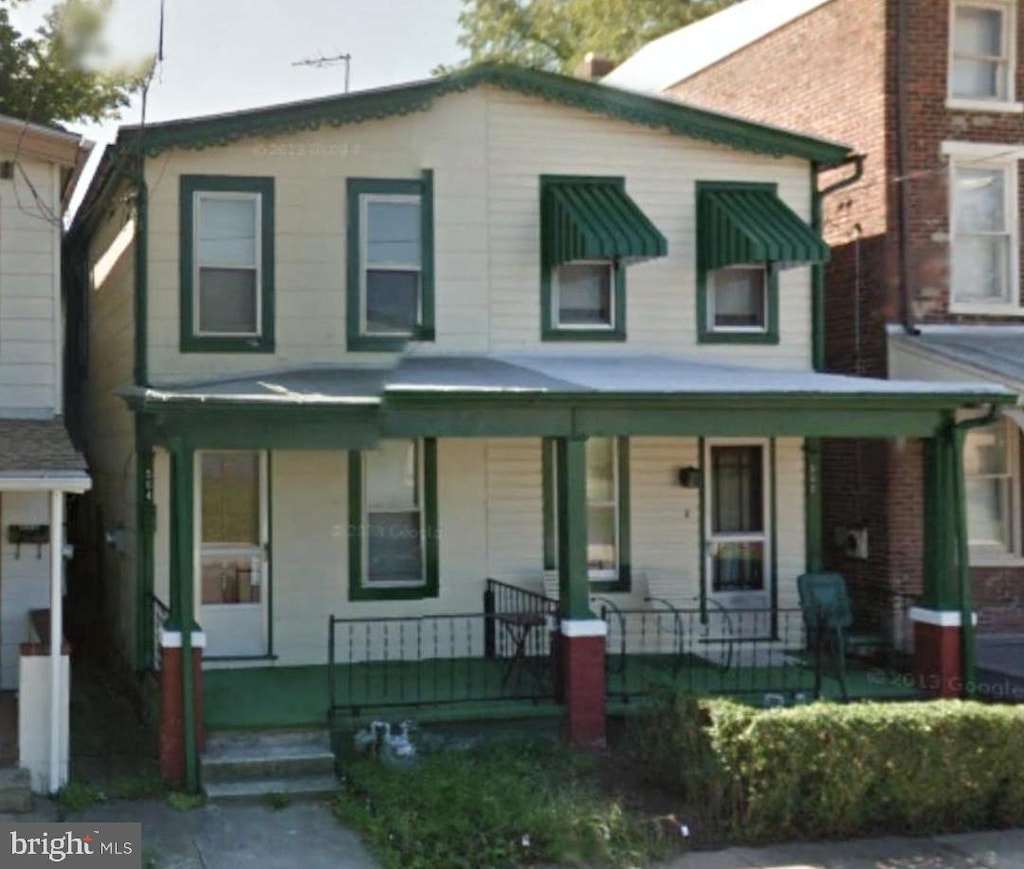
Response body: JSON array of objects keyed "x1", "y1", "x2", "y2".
[
  {"x1": 345, "y1": 174, "x2": 436, "y2": 351},
  {"x1": 698, "y1": 437, "x2": 706, "y2": 617},
  {"x1": 134, "y1": 168, "x2": 149, "y2": 384},
  {"x1": 542, "y1": 438, "x2": 556, "y2": 571},
  {"x1": 179, "y1": 174, "x2": 276, "y2": 354},
  {"x1": 266, "y1": 451, "x2": 274, "y2": 658},
  {"x1": 556, "y1": 437, "x2": 591, "y2": 618},
  {"x1": 135, "y1": 439, "x2": 156, "y2": 671},
  {"x1": 541, "y1": 261, "x2": 627, "y2": 342},
  {"x1": 804, "y1": 438, "x2": 823, "y2": 573},
  {"x1": 770, "y1": 438, "x2": 779, "y2": 632},
  {"x1": 810, "y1": 164, "x2": 825, "y2": 372},
  {"x1": 347, "y1": 439, "x2": 440, "y2": 601},
  {"x1": 122, "y1": 64, "x2": 852, "y2": 165}
]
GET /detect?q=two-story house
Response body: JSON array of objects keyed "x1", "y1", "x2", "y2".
[
  {"x1": 70, "y1": 64, "x2": 1005, "y2": 793},
  {"x1": 608, "y1": 0, "x2": 1024, "y2": 681},
  {"x1": 0, "y1": 115, "x2": 91, "y2": 796}
]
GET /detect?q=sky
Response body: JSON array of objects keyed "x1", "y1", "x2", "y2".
[{"x1": 11, "y1": 0, "x2": 465, "y2": 140}]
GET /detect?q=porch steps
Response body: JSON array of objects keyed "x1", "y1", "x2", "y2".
[
  {"x1": 201, "y1": 729, "x2": 336, "y2": 802},
  {"x1": 0, "y1": 768, "x2": 32, "y2": 813}
]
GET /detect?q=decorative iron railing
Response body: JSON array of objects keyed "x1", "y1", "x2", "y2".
[
  {"x1": 327, "y1": 583, "x2": 558, "y2": 723},
  {"x1": 147, "y1": 593, "x2": 171, "y2": 672}
]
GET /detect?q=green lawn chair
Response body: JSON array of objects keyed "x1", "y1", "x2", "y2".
[{"x1": 797, "y1": 572, "x2": 852, "y2": 701}]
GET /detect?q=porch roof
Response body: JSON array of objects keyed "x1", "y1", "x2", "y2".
[
  {"x1": 0, "y1": 419, "x2": 91, "y2": 492},
  {"x1": 126, "y1": 354, "x2": 1012, "y2": 446},
  {"x1": 889, "y1": 327, "x2": 1024, "y2": 390}
]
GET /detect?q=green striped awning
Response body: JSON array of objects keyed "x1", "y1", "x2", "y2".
[
  {"x1": 698, "y1": 186, "x2": 829, "y2": 270},
  {"x1": 541, "y1": 178, "x2": 667, "y2": 267}
]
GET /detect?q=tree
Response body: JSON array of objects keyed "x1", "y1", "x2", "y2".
[
  {"x1": 0, "y1": 0, "x2": 148, "y2": 125},
  {"x1": 449, "y1": 0, "x2": 739, "y2": 75}
]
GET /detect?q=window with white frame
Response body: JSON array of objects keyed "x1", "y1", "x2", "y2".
[
  {"x1": 708, "y1": 265, "x2": 768, "y2": 332},
  {"x1": 361, "y1": 195, "x2": 423, "y2": 335},
  {"x1": 964, "y1": 419, "x2": 1017, "y2": 552},
  {"x1": 950, "y1": 159, "x2": 1019, "y2": 308},
  {"x1": 950, "y1": 1, "x2": 1017, "y2": 104},
  {"x1": 195, "y1": 193, "x2": 261, "y2": 336},
  {"x1": 553, "y1": 261, "x2": 615, "y2": 329}
]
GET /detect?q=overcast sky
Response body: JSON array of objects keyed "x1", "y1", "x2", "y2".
[{"x1": 12, "y1": 0, "x2": 465, "y2": 143}]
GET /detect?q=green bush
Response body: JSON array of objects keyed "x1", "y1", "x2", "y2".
[
  {"x1": 632, "y1": 690, "x2": 1024, "y2": 843},
  {"x1": 336, "y1": 740, "x2": 667, "y2": 868}
]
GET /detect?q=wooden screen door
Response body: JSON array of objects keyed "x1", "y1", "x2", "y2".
[{"x1": 196, "y1": 451, "x2": 269, "y2": 658}]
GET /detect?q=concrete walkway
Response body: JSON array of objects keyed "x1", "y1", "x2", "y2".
[
  {"x1": 4, "y1": 799, "x2": 378, "y2": 869},
  {"x1": 669, "y1": 828, "x2": 1024, "y2": 868}
]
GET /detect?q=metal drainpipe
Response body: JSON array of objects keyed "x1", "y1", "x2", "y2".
[
  {"x1": 951, "y1": 405, "x2": 1000, "y2": 698},
  {"x1": 895, "y1": 0, "x2": 916, "y2": 336}
]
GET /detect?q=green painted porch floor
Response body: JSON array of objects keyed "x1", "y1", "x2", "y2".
[{"x1": 204, "y1": 654, "x2": 923, "y2": 731}]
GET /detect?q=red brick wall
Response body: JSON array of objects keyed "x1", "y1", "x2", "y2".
[{"x1": 973, "y1": 567, "x2": 1024, "y2": 632}]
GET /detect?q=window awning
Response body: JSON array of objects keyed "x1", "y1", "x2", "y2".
[
  {"x1": 699, "y1": 186, "x2": 830, "y2": 271},
  {"x1": 541, "y1": 179, "x2": 667, "y2": 267}
]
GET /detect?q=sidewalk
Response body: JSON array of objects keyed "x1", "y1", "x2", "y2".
[{"x1": 668, "y1": 828, "x2": 1024, "y2": 868}]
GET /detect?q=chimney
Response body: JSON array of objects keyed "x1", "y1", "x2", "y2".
[{"x1": 573, "y1": 52, "x2": 616, "y2": 81}]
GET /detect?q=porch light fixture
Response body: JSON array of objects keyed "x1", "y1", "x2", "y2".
[{"x1": 677, "y1": 466, "x2": 701, "y2": 489}]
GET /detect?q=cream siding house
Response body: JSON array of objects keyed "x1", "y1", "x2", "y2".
[
  {"x1": 0, "y1": 116, "x2": 91, "y2": 795},
  {"x1": 71, "y1": 66, "x2": 1006, "y2": 791}
]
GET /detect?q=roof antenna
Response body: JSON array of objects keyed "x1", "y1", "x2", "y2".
[{"x1": 292, "y1": 52, "x2": 352, "y2": 93}]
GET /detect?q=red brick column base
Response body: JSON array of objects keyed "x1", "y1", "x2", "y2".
[
  {"x1": 560, "y1": 620, "x2": 607, "y2": 749},
  {"x1": 909, "y1": 608, "x2": 972, "y2": 698},
  {"x1": 159, "y1": 632, "x2": 205, "y2": 786}
]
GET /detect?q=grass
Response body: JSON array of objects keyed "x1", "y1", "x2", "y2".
[
  {"x1": 166, "y1": 791, "x2": 206, "y2": 812},
  {"x1": 335, "y1": 739, "x2": 675, "y2": 868}
]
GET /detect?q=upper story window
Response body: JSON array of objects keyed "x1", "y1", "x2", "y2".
[
  {"x1": 539, "y1": 175, "x2": 666, "y2": 342},
  {"x1": 948, "y1": 154, "x2": 1019, "y2": 312},
  {"x1": 346, "y1": 173, "x2": 435, "y2": 351},
  {"x1": 696, "y1": 181, "x2": 828, "y2": 345},
  {"x1": 949, "y1": 0, "x2": 1020, "y2": 110},
  {"x1": 180, "y1": 175, "x2": 275, "y2": 353}
]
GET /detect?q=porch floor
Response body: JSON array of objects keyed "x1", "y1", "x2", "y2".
[{"x1": 204, "y1": 654, "x2": 922, "y2": 731}]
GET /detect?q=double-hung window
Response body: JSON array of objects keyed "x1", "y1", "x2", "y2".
[
  {"x1": 949, "y1": 155, "x2": 1019, "y2": 311},
  {"x1": 964, "y1": 419, "x2": 1018, "y2": 557},
  {"x1": 949, "y1": 1, "x2": 1018, "y2": 108},
  {"x1": 180, "y1": 175, "x2": 275, "y2": 353},
  {"x1": 543, "y1": 437, "x2": 631, "y2": 592},
  {"x1": 348, "y1": 439, "x2": 439, "y2": 600},
  {"x1": 539, "y1": 175, "x2": 666, "y2": 341},
  {"x1": 347, "y1": 173, "x2": 435, "y2": 350}
]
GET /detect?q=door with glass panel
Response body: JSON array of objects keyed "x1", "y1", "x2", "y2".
[
  {"x1": 704, "y1": 441, "x2": 771, "y2": 636},
  {"x1": 197, "y1": 451, "x2": 268, "y2": 658}
]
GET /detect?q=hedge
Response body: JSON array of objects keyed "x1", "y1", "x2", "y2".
[{"x1": 631, "y1": 690, "x2": 1024, "y2": 842}]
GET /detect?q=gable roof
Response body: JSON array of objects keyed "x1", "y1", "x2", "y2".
[
  {"x1": 113, "y1": 62, "x2": 851, "y2": 166},
  {"x1": 603, "y1": 0, "x2": 835, "y2": 93}
]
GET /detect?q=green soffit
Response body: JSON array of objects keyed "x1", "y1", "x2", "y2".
[
  {"x1": 699, "y1": 186, "x2": 831, "y2": 270},
  {"x1": 116, "y1": 64, "x2": 853, "y2": 165},
  {"x1": 542, "y1": 177, "x2": 667, "y2": 266}
]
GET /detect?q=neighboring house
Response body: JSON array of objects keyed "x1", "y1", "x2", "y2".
[
  {"x1": 69, "y1": 64, "x2": 1003, "y2": 791},
  {"x1": 0, "y1": 115, "x2": 91, "y2": 795},
  {"x1": 609, "y1": 0, "x2": 1024, "y2": 655}
]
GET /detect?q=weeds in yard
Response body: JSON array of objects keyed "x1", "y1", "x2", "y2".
[
  {"x1": 141, "y1": 846, "x2": 159, "y2": 868},
  {"x1": 267, "y1": 791, "x2": 291, "y2": 811},
  {"x1": 57, "y1": 782, "x2": 106, "y2": 812},
  {"x1": 166, "y1": 791, "x2": 206, "y2": 812},
  {"x1": 336, "y1": 739, "x2": 670, "y2": 868},
  {"x1": 106, "y1": 769, "x2": 167, "y2": 801}
]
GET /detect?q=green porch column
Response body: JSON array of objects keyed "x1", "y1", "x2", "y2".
[
  {"x1": 804, "y1": 439, "x2": 823, "y2": 573},
  {"x1": 556, "y1": 436, "x2": 590, "y2": 619}
]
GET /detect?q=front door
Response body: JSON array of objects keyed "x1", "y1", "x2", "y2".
[
  {"x1": 704, "y1": 440, "x2": 772, "y2": 637},
  {"x1": 197, "y1": 451, "x2": 268, "y2": 658}
]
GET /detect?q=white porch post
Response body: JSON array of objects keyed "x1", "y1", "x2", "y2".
[{"x1": 48, "y1": 488, "x2": 64, "y2": 794}]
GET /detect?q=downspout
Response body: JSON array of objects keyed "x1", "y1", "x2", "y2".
[
  {"x1": 806, "y1": 154, "x2": 864, "y2": 572},
  {"x1": 895, "y1": 0, "x2": 916, "y2": 335},
  {"x1": 951, "y1": 405, "x2": 1000, "y2": 699}
]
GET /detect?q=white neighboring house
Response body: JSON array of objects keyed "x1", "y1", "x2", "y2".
[{"x1": 0, "y1": 115, "x2": 91, "y2": 795}]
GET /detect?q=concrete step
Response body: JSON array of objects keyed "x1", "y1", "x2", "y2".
[
  {"x1": 0, "y1": 768, "x2": 32, "y2": 813},
  {"x1": 203, "y1": 774, "x2": 338, "y2": 803},
  {"x1": 201, "y1": 729, "x2": 336, "y2": 801}
]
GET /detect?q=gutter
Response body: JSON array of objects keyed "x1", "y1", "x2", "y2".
[{"x1": 951, "y1": 405, "x2": 1000, "y2": 698}]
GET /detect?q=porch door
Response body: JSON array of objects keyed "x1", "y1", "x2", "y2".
[
  {"x1": 704, "y1": 440, "x2": 772, "y2": 636},
  {"x1": 197, "y1": 451, "x2": 269, "y2": 658}
]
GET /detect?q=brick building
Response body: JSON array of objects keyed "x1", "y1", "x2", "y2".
[{"x1": 608, "y1": 0, "x2": 1024, "y2": 636}]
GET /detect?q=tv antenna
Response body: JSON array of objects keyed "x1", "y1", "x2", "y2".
[{"x1": 292, "y1": 53, "x2": 352, "y2": 93}]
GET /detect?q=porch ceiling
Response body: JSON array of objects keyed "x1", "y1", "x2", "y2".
[{"x1": 125, "y1": 353, "x2": 1012, "y2": 447}]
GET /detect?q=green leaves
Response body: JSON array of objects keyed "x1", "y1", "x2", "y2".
[
  {"x1": 451, "y1": 0, "x2": 738, "y2": 74},
  {"x1": 0, "y1": 0, "x2": 149, "y2": 124}
]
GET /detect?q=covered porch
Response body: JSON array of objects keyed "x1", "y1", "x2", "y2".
[{"x1": 127, "y1": 353, "x2": 1011, "y2": 787}]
